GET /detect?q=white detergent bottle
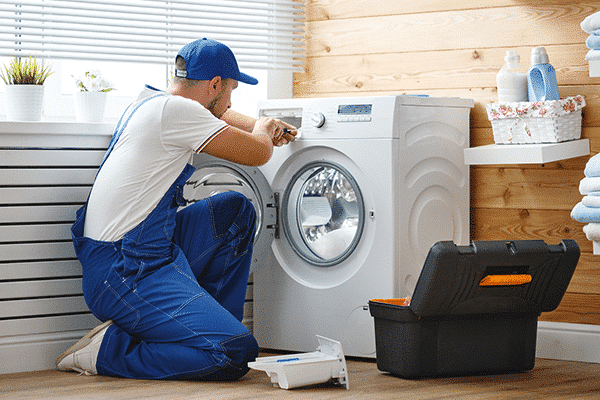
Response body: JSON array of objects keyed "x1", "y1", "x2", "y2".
[
  {"x1": 496, "y1": 50, "x2": 528, "y2": 102},
  {"x1": 527, "y1": 47, "x2": 560, "y2": 102}
]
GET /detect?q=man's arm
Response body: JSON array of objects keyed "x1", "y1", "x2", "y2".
[
  {"x1": 201, "y1": 117, "x2": 277, "y2": 167},
  {"x1": 221, "y1": 109, "x2": 257, "y2": 132}
]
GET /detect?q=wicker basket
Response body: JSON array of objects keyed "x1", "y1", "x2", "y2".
[
  {"x1": 486, "y1": 96, "x2": 585, "y2": 144},
  {"x1": 490, "y1": 110, "x2": 582, "y2": 144}
]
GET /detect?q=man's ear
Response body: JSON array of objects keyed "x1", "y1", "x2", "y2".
[{"x1": 208, "y1": 76, "x2": 222, "y2": 95}]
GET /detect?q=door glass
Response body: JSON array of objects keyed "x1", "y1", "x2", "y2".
[{"x1": 284, "y1": 162, "x2": 364, "y2": 266}]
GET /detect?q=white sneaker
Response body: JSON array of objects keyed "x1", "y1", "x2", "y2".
[{"x1": 56, "y1": 320, "x2": 113, "y2": 375}]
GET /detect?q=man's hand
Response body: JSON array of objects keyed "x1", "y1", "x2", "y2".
[
  {"x1": 253, "y1": 116, "x2": 279, "y2": 142},
  {"x1": 253, "y1": 117, "x2": 298, "y2": 147},
  {"x1": 272, "y1": 121, "x2": 298, "y2": 147}
]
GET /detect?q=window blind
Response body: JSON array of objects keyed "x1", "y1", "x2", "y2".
[{"x1": 0, "y1": 0, "x2": 305, "y2": 70}]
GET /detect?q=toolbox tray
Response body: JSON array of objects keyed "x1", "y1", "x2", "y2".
[{"x1": 369, "y1": 239, "x2": 580, "y2": 378}]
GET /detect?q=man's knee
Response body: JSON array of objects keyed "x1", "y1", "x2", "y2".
[
  {"x1": 222, "y1": 331, "x2": 259, "y2": 366},
  {"x1": 208, "y1": 192, "x2": 255, "y2": 237},
  {"x1": 200, "y1": 332, "x2": 259, "y2": 381}
]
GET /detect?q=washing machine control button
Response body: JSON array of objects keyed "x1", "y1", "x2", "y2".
[{"x1": 311, "y1": 112, "x2": 326, "y2": 128}]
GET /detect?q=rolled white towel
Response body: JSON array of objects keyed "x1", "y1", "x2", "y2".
[
  {"x1": 583, "y1": 223, "x2": 600, "y2": 241},
  {"x1": 586, "y1": 49, "x2": 600, "y2": 60},
  {"x1": 583, "y1": 195, "x2": 600, "y2": 208},
  {"x1": 582, "y1": 12, "x2": 600, "y2": 34},
  {"x1": 580, "y1": 176, "x2": 600, "y2": 195},
  {"x1": 584, "y1": 152, "x2": 600, "y2": 177}
]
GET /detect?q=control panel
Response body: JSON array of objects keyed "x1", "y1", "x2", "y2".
[
  {"x1": 337, "y1": 103, "x2": 373, "y2": 123},
  {"x1": 257, "y1": 96, "x2": 401, "y2": 139}
]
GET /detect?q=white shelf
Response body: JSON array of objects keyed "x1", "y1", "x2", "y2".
[{"x1": 463, "y1": 139, "x2": 590, "y2": 165}]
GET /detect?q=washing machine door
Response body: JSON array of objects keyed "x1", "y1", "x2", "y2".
[
  {"x1": 281, "y1": 161, "x2": 365, "y2": 268},
  {"x1": 182, "y1": 153, "x2": 275, "y2": 272}
]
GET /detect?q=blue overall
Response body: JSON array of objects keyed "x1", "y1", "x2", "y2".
[{"x1": 71, "y1": 91, "x2": 259, "y2": 380}]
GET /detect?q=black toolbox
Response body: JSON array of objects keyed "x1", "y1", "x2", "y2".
[{"x1": 369, "y1": 239, "x2": 580, "y2": 378}]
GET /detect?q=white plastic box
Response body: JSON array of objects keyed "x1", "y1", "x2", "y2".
[{"x1": 248, "y1": 336, "x2": 349, "y2": 390}]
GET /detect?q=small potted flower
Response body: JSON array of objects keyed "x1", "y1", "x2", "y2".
[
  {"x1": 72, "y1": 70, "x2": 115, "y2": 122},
  {"x1": 1, "y1": 55, "x2": 54, "y2": 121}
]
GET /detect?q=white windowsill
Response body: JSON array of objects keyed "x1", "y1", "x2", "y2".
[
  {"x1": 0, "y1": 120, "x2": 114, "y2": 148},
  {"x1": 0, "y1": 120, "x2": 114, "y2": 134}
]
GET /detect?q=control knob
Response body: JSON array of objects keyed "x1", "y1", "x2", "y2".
[{"x1": 310, "y1": 112, "x2": 326, "y2": 128}]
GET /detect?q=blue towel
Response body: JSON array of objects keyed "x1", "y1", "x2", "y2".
[
  {"x1": 584, "y1": 153, "x2": 600, "y2": 177},
  {"x1": 571, "y1": 201, "x2": 600, "y2": 223},
  {"x1": 587, "y1": 34, "x2": 600, "y2": 50}
]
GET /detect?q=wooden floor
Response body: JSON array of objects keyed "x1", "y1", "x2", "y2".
[{"x1": 2, "y1": 355, "x2": 600, "y2": 400}]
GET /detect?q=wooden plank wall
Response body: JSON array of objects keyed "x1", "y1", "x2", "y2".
[{"x1": 294, "y1": 0, "x2": 600, "y2": 325}]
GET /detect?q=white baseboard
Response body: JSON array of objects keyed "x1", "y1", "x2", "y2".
[
  {"x1": 537, "y1": 321, "x2": 600, "y2": 364},
  {"x1": 1, "y1": 322, "x2": 597, "y2": 375},
  {"x1": 0, "y1": 331, "x2": 88, "y2": 375}
]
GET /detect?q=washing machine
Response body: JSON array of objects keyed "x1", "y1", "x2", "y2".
[{"x1": 185, "y1": 95, "x2": 473, "y2": 358}]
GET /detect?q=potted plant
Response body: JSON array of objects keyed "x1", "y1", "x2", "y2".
[
  {"x1": 72, "y1": 70, "x2": 115, "y2": 122},
  {"x1": 1, "y1": 55, "x2": 53, "y2": 121}
]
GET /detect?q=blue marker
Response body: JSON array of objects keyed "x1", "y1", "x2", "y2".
[{"x1": 277, "y1": 357, "x2": 300, "y2": 363}]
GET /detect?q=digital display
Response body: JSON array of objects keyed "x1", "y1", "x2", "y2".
[{"x1": 338, "y1": 104, "x2": 372, "y2": 115}]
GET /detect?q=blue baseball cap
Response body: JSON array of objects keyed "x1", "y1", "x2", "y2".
[{"x1": 175, "y1": 38, "x2": 258, "y2": 85}]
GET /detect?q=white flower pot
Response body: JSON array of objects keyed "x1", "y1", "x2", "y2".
[
  {"x1": 74, "y1": 91, "x2": 108, "y2": 122},
  {"x1": 3, "y1": 84, "x2": 45, "y2": 121}
]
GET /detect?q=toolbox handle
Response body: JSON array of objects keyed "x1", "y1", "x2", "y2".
[{"x1": 479, "y1": 274, "x2": 532, "y2": 287}]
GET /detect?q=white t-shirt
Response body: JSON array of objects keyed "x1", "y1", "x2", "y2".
[{"x1": 84, "y1": 86, "x2": 228, "y2": 241}]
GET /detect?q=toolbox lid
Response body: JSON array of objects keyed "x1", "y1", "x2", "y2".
[{"x1": 408, "y1": 239, "x2": 580, "y2": 318}]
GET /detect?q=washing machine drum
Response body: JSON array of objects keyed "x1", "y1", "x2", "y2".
[
  {"x1": 282, "y1": 161, "x2": 365, "y2": 267},
  {"x1": 181, "y1": 154, "x2": 275, "y2": 271}
]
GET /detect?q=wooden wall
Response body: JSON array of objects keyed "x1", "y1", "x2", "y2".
[{"x1": 294, "y1": 0, "x2": 600, "y2": 325}]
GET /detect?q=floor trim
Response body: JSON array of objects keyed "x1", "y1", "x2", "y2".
[
  {"x1": 537, "y1": 321, "x2": 600, "y2": 364},
  {"x1": 2, "y1": 322, "x2": 599, "y2": 374}
]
